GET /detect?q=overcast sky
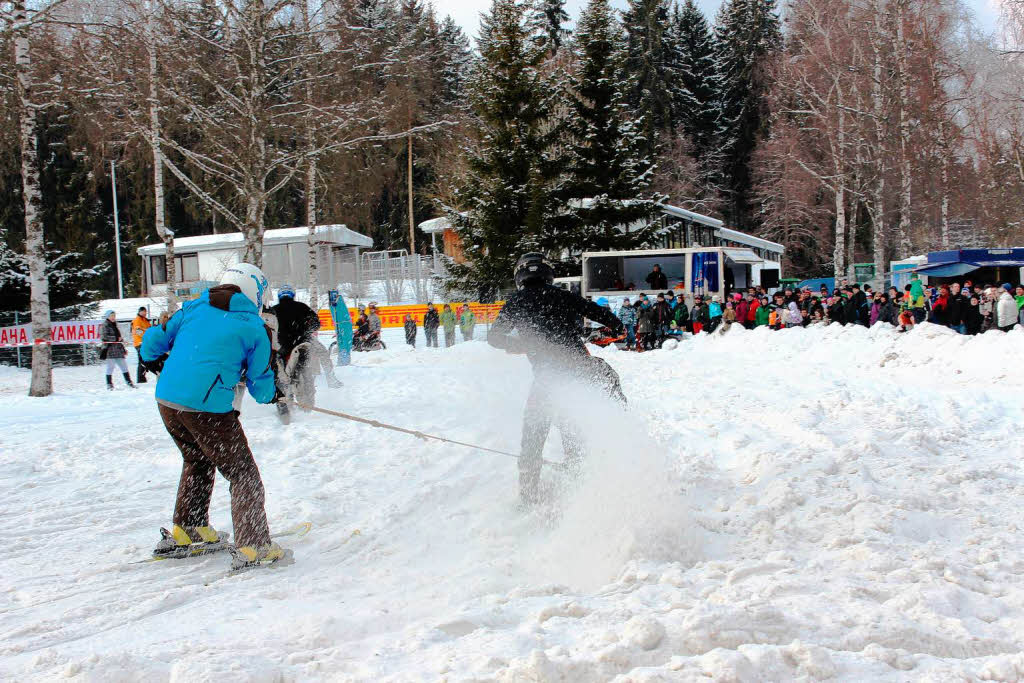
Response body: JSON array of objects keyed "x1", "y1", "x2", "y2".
[{"x1": 431, "y1": 0, "x2": 1006, "y2": 45}]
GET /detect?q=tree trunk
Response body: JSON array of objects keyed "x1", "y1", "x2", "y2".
[
  {"x1": 305, "y1": 155, "x2": 318, "y2": 309},
  {"x1": 869, "y1": 11, "x2": 887, "y2": 279},
  {"x1": 147, "y1": 16, "x2": 176, "y2": 310},
  {"x1": 14, "y1": 2, "x2": 52, "y2": 397},
  {"x1": 300, "y1": 0, "x2": 319, "y2": 310},
  {"x1": 408, "y1": 132, "x2": 415, "y2": 254},
  {"x1": 893, "y1": 0, "x2": 913, "y2": 256},
  {"x1": 832, "y1": 86, "x2": 847, "y2": 282},
  {"x1": 242, "y1": 191, "x2": 265, "y2": 267}
]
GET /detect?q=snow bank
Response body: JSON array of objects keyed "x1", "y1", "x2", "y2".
[{"x1": 1, "y1": 322, "x2": 1023, "y2": 681}]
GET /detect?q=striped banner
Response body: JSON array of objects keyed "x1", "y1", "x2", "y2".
[{"x1": 317, "y1": 303, "x2": 505, "y2": 330}]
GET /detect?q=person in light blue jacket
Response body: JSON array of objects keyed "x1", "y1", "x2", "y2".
[{"x1": 140, "y1": 263, "x2": 283, "y2": 570}]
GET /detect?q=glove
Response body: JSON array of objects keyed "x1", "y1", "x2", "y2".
[
  {"x1": 142, "y1": 353, "x2": 168, "y2": 374},
  {"x1": 270, "y1": 386, "x2": 286, "y2": 404}
]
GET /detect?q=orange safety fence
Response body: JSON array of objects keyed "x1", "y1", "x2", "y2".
[{"x1": 317, "y1": 303, "x2": 505, "y2": 331}]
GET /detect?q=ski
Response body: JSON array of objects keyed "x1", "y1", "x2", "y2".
[{"x1": 133, "y1": 521, "x2": 312, "y2": 564}]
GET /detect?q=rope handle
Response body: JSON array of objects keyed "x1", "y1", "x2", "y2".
[{"x1": 291, "y1": 400, "x2": 565, "y2": 468}]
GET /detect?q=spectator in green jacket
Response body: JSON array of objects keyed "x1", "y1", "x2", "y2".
[
  {"x1": 459, "y1": 304, "x2": 476, "y2": 341},
  {"x1": 673, "y1": 295, "x2": 689, "y2": 332},
  {"x1": 755, "y1": 297, "x2": 771, "y2": 327},
  {"x1": 440, "y1": 304, "x2": 457, "y2": 347}
]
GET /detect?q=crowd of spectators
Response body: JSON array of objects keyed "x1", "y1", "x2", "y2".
[{"x1": 612, "y1": 277, "x2": 1024, "y2": 351}]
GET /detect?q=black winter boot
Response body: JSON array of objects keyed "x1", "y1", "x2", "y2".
[
  {"x1": 106, "y1": 375, "x2": 114, "y2": 390},
  {"x1": 123, "y1": 372, "x2": 136, "y2": 388}
]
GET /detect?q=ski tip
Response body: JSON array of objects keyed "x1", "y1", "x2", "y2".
[{"x1": 293, "y1": 522, "x2": 313, "y2": 538}]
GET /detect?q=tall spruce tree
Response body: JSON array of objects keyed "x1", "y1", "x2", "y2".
[
  {"x1": 671, "y1": 0, "x2": 722, "y2": 161},
  {"x1": 556, "y1": 0, "x2": 660, "y2": 252},
  {"x1": 446, "y1": 0, "x2": 558, "y2": 297},
  {"x1": 622, "y1": 0, "x2": 677, "y2": 155},
  {"x1": 714, "y1": 0, "x2": 782, "y2": 229},
  {"x1": 437, "y1": 15, "x2": 473, "y2": 106},
  {"x1": 529, "y1": 0, "x2": 570, "y2": 58}
]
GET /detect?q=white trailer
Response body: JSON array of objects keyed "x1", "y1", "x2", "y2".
[{"x1": 581, "y1": 246, "x2": 779, "y2": 302}]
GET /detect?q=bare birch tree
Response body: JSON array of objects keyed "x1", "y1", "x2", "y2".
[{"x1": 3, "y1": 0, "x2": 73, "y2": 397}]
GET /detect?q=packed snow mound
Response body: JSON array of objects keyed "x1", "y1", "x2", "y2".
[{"x1": 1, "y1": 322, "x2": 1023, "y2": 681}]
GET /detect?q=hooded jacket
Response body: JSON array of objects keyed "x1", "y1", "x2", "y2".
[
  {"x1": 141, "y1": 285, "x2": 275, "y2": 413},
  {"x1": 996, "y1": 291, "x2": 1018, "y2": 327}
]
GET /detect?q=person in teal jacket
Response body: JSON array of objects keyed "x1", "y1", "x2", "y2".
[
  {"x1": 140, "y1": 263, "x2": 282, "y2": 570},
  {"x1": 459, "y1": 304, "x2": 476, "y2": 341}
]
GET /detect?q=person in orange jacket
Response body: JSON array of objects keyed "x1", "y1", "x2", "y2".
[{"x1": 131, "y1": 306, "x2": 153, "y2": 384}]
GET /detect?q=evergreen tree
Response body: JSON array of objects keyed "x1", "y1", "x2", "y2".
[
  {"x1": 671, "y1": 0, "x2": 722, "y2": 160},
  {"x1": 447, "y1": 0, "x2": 558, "y2": 297},
  {"x1": 529, "y1": 0, "x2": 570, "y2": 58},
  {"x1": 555, "y1": 0, "x2": 660, "y2": 252},
  {"x1": 622, "y1": 0, "x2": 677, "y2": 155},
  {"x1": 437, "y1": 15, "x2": 473, "y2": 106},
  {"x1": 714, "y1": 0, "x2": 782, "y2": 229}
]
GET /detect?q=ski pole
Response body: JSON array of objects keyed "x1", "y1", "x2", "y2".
[{"x1": 291, "y1": 401, "x2": 565, "y2": 469}]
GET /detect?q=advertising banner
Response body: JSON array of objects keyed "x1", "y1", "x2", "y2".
[
  {"x1": 0, "y1": 320, "x2": 105, "y2": 348},
  {"x1": 317, "y1": 303, "x2": 505, "y2": 331}
]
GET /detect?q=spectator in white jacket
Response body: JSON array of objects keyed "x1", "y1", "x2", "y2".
[{"x1": 996, "y1": 284, "x2": 1018, "y2": 331}]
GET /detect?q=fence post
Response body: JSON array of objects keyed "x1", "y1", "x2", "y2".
[{"x1": 15, "y1": 310, "x2": 22, "y2": 369}]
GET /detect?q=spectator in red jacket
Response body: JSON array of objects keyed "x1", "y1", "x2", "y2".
[
  {"x1": 745, "y1": 293, "x2": 760, "y2": 329},
  {"x1": 735, "y1": 295, "x2": 749, "y2": 329}
]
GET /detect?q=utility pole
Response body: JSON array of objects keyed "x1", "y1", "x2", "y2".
[{"x1": 111, "y1": 160, "x2": 124, "y2": 299}]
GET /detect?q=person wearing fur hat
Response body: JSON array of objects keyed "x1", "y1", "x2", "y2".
[{"x1": 101, "y1": 310, "x2": 134, "y2": 390}]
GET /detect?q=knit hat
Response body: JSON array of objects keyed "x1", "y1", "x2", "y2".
[
  {"x1": 1002, "y1": 283, "x2": 1013, "y2": 292},
  {"x1": 103, "y1": 309, "x2": 116, "y2": 318}
]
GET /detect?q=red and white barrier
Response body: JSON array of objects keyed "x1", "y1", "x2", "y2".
[{"x1": 0, "y1": 320, "x2": 105, "y2": 348}]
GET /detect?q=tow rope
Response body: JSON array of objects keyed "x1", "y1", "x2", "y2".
[{"x1": 291, "y1": 401, "x2": 565, "y2": 468}]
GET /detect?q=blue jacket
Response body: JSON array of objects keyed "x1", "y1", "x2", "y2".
[
  {"x1": 618, "y1": 305, "x2": 637, "y2": 326},
  {"x1": 141, "y1": 286, "x2": 275, "y2": 413},
  {"x1": 709, "y1": 302, "x2": 723, "y2": 319}
]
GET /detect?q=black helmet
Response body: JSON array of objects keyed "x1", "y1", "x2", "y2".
[{"x1": 514, "y1": 252, "x2": 554, "y2": 289}]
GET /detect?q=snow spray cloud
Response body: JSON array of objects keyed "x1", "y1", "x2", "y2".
[{"x1": 522, "y1": 359, "x2": 700, "y2": 590}]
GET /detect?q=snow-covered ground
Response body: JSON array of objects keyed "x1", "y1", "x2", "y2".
[{"x1": 2, "y1": 323, "x2": 1023, "y2": 681}]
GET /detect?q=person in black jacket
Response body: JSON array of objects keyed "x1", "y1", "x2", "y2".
[
  {"x1": 964, "y1": 295, "x2": 983, "y2": 335},
  {"x1": 877, "y1": 294, "x2": 898, "y2": 326},
  {"x1": 651, "y1": 293, "x2": 674, "y2": 346},
  {"x1": 269, "y1": 284, "x2": 321, "y2": 408},
  {"x1": 404, "y1": 314, "x2": 417, "y2": 347},
  {"x1": 947, "y1": 283, "x2": 967, "y2": 333},
  {"x1": 645, "y1": 264, "x2": 668, "y2": 291},
  {"x1": 101, "y1": 310, "x2": 135, "y2": 390},
  {"x1": 488, "y1": 253, "x2": 625, "y2": 505},
  {"x1": 423, "y1": 303, "x2": 440, "y2": 348}
]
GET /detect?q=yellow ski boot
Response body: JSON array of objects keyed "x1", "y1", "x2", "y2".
[
  {"x1": 153, "y1": 524, "x2": 227, "y2": 559},
  {"x1": 230, "y1": 541, "x2": 285, "y2": 571}
]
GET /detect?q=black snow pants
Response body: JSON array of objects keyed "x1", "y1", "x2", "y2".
[
  {"x1": 519, "y1": 378, "x2": 584, "y2": 501},
  {"x1": 159, "y1": 404, "x2": 271, "y2": 548}
]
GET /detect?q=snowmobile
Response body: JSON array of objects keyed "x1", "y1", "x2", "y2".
[{"x1": 352, "y1": 330, "x2": 386, "y2": 352}]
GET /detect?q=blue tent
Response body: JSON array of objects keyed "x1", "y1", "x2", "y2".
[{"x1": 915, "y1": 248, "x2": 1024, "y2": 279}]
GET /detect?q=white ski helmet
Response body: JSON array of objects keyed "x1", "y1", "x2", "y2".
[{"x1": 220, "y1": 263, "x2": 269, "y2": 309}]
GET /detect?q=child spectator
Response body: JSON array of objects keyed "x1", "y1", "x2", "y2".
[
  {"x1": 404, "y1": 314, "x2": 417, "y2": 347},
  {"x1": 723, "y1": 301, "x2": 737, "y2": 327},
  {"x1": 707, "y1": 296, "x2": 723, "y2": 333},
  {"x1": 635, "y1": 301, "x2": 653, "y2": 351},
  {"x1": 618, "y1": 298, "x2": 637, "y2": 350}
]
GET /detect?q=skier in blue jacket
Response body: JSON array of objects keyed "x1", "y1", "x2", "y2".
[{"x1": 141, "y1": 262, "x2": 283, "y2": 569}]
